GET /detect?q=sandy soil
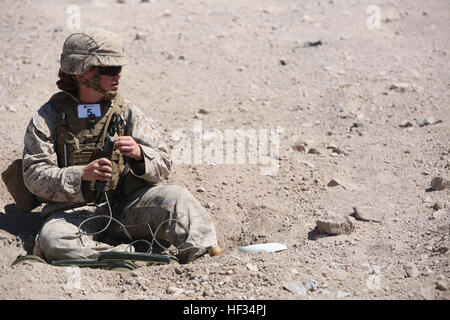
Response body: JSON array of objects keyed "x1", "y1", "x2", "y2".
[{"x1": 0, "y1": 0, "x2": 449, "y2": 300}]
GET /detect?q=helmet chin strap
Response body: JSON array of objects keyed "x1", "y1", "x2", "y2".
[{"x1": 79, "y1": 68, "x2": 118, "y2": 100}]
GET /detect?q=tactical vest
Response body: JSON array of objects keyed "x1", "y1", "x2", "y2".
[{"x1": 50, "y1": 91, "x2": 149, "y2": 203}]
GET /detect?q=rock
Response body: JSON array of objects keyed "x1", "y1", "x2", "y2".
[
  {"x1": 353, "y1": 206, "x2": 384, "y2": 222},
  {"x1": 283, "y1": 281, "x2": 307, "y2": 296},
  {"x1": 292, "y1": 143, "x2": 306, "y2": 152},
  {"x1": 389, "y1": 82, "x2": 410, "y2": 93},
  {"x1": 174, "y1": 267, "x2": 183, "y2": 275},
  {"x1": 194, "y1": 112, "x2": 205, "y2": 119},
  {"x1": 290, "y1": 135, "x2": 311, "y2": 146},
  {"x1": 399, "y1": 120, "x2": 414, "y2": 128},
  {"x1": 308, "y1": 148, "x2": 321, "y2": 155},
  {"x1": 432, "y1": 200, "x2": 445, "y2": 211},
  {"x1": 303, "y1": 40, "x2": 322, "y2": 48},
  {"x1": 198, "y1": 108, "x2": 210, "y2": 114},
  {"x1": 320, "y1": 265, "x2": 349, "y2": 280},
  {"x1": 431, "y1": 177, "x2": 449, "y2": 191},
  {"x1": 336, "y1": 290, "x2": 351, "y2": 299},
  {"x1": 305, "y1": 280, "x2": 319, "y2": 292},
  {"x1": 403, "y1": 263, "x2": 419, "y2": 278},
  {"x1": 134, "y1": 32, "x2": 147, "y2": 41},
  {"x1": 430, "y1": 209, "x2": 447, "y2": 220},
  {"x1": 196, "y1": 187, "x2": 206, "y2": 192},
  {"x1": 166, "y1": 286, "x2": 184, "y2": 296},
  {"x1": 326, "y1": 146, "x2": 344, "y2": 154},
  {"x1": 205, "y1": 202, "x2": 215, "y2": 209},
  {"x1": 327, "y1": 179, "x2": 340, "y2": 187},
  {"x1": 316, "y1": 215, "x2": 355, "y2": 235},
  {"x1": 435, "y1": 246, "x2": 448, "y2": 254},
  {"x1": 418, "y1": 117, "x2": 442, "y2": 127},
  {"x1": 435, "y1": 281, "x2": 448, "y2": 291},
  {"x1": 246, "y1": 263, "x2": 259, "y2": 272},
  {"x1": 349, "y1": 122, "x2": 364, "y2": 131},
  {"x1": 327, "y1": 178, "x2": 357, "y2": 190}
]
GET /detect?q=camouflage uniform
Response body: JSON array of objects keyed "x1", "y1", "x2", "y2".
[{"x1": 25, "y1": 29, "x2": 219, "y2": 263}]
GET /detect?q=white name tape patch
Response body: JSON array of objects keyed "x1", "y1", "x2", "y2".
[{"x1": 77, "y1": 104, "x2": 101, "y2": 118}]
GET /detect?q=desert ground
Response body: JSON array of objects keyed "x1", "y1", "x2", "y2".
[{"x1": 0, "y1": 0, "x2": 448, "y2": 301}]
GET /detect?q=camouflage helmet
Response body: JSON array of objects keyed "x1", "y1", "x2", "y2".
[{"x1": 60, "y1": 28, "x2": 126, "y2": 75}]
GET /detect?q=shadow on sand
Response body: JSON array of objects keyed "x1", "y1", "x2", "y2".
[{"x1": 0, "y1": 204, "x2": 43, "y2": 254}]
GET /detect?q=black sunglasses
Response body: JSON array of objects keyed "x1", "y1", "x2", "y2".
[{"x1": 98, "y1": 66, "x2": 122, "y2": 76}]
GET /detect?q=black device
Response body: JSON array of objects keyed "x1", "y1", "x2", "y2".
[{"x1": 94, "y1": 135, "x2": 115, "y2": 204}]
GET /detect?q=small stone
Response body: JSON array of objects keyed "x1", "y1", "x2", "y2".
[
  {"x1": 305, "y1": 280, "x2": 319, "y2": 292},
  {"x1": 308, "y1": 148, "x2": 321, "y2": 155},
  {"x1": 435, "y1": 246, "x2": 448, "y2": 254},
  {"x1": 389, "y1": 82, "x2": 410, "y2": 93},
  {"x1": 432, "y1": 200, "x2": 445, "y2": 210},
  {"x1": 198, "y1": 108, "x2": 210, "y2": 114},
  {"x1": 292, "y1": 144, "x2": 306, "y2": 152},
  {"x1": 418, "y1": 117, "x2": 442, "y2": 127},
  {"x1": 196, "y1": 187, "x2": 206, "y2": 192},
  {"x1": 316, "y1": 215, "x2": 355, "y2": 235},
  {"x1": 336, "y1": 290, "x2": 350, "y2": 299},
  {"x1": 166, "y1": 286, "x2": 184, "y2": 295},
  {"x1": 246, "y1": 263, "x2": 259, "y2": 272},
  {"x1": 431, "y1": 177, "x2": 449, "y2": 191},
  {"x1": 353, "y1": 206, "x2": 384, "y2": 222},
  {"x1": 174, "y1": 267, "x2": 183, "y2": 275},
  {"x1": 279, "y1": 59, "x2": 288, "y2": 66},
  {"x1": 326, "y1": 178, "x2": 357, "y2": 190},
  {"x1": 134, "y1": 32, "x2": 147, "y2": 41},
  {"x1": 404, "y1": 263, "x2": 419, "y2": 278},
  {"x1": 431, "y1": 209, "x2": 447, "y2": 220},
  {"x1": 399, "y1": 120, "x2": 414, "y2": 128},
  {"x1": 194, "y1": 112, "x2": 204, "y2": 119},
  {"x1": 436, "y1": 281, "x2": 448, "y2": 291},
  {"x1": 205, "y1": 202, "x2": 215, "y2": 209},
  {"x1": 283, "y1": 281, "x2": 307, "y2": 296},
  {"x1": 326, "y1": 146, "x2": 344, "y2": 154}
]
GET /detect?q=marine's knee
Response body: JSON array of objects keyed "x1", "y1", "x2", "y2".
[
  {"x1": 157, "y1": 185, "x2": 197, "y2": 203},
  {"x1": 35, "y1": 217, "x2": 79, "y2": 258}
]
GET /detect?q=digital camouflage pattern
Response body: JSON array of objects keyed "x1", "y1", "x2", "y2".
[
  {"x1": 60, "y1": 28, "x2": 126, "y2": 75},
  {"x1": 25, "y1": 91, "x2": 219, "y2": 263}
]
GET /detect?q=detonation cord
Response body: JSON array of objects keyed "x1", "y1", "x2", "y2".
[{"x1": 76, "y1": 192, "x2": 196, "y2": 256}]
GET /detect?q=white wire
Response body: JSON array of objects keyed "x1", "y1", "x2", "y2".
[{"x1": 76, "y1": 192, "x2": 194, "y2": 255}]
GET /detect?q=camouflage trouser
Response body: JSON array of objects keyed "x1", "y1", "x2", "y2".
[{"x1": 33, "y1": 185, "x2": 218, "y2": 263}]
